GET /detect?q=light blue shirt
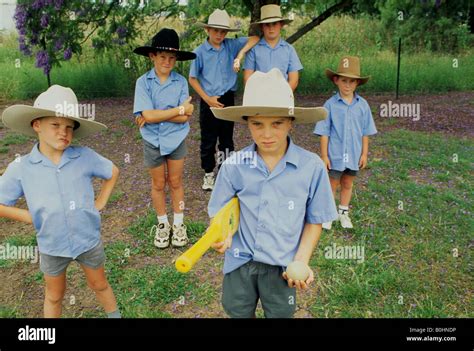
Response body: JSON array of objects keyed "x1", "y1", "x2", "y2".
[
  {"x1": 314, "y1": 92, "x2": 377, "y2": 172},
  {"x1": 243, "y1": 38, "x2": 303, "y2": 80},
  {"x1": 208, "y1": 138, "x2": 338, "y2": 274},
  {"x1": 133, "y1": 69, "x2": 190, "y2": 155},
  {"x1": 0, "y1": 144, "x2": 113, "y2": 258},
  {"x1": 189, "y1": 37, "x2": 248, "y2": 96}
]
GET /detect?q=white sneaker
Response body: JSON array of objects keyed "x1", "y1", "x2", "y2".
[
  {"x1": 339, "y1": 212, "x2": 353, "y2": 229},
  {"x1": 202, "y1": 173, "x2": 215, "y2": 191},
  {"x1": 322, "y1": 221, "x2": 333, "y2": 230},
  {"x1": 152, "y1": 222, "x2": 171, "y2": 248},
  {"x1": 171, "y1": 223, "x2": 189, "y2": 247}
]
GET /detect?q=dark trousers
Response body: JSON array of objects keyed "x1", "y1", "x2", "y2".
[{"x1": 199, "y1": 90, "x2": 235, "y2": 173}]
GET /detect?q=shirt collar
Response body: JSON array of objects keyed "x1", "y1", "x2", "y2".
[
  {"x1": 29, "y1": 143, "x2": 80, "y2": 166},
  {"x1": 335, "y1": 91, "x2": 360, "y2": 105},
  {"x1": 146, "y1": 68, "x2": 179, "y2": 84},
  {"x1": 204, "y1": 38, "x2": 224, "y2": 52},
  {"x1": 259, "y1": 37, "x2": 285, "y2": 49},
  {"x1": 244, "y1": 137, "x2": 299, "y2": 168}
]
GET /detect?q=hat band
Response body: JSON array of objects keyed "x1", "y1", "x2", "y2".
[
  {"x1": 207, "y1": 23, "x2": 231, "y2": 28},
  {"x1": 154, "y1": 46, "x2": 179, "y2": 51},
  {"x1": 260, "y1": 16, "x2": 284, "y2": 21}
]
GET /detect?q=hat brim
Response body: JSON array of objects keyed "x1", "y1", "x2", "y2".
[
  {"x1": 197, "y1": 22, "x2": 240, "y2": 32},
  {"x1": 133, "y1": 46, "x2": 196, "y2": 61},
  {"x1": 325, "y1": 69, "x2": 370, "y2": 86},
  {"x1": 1, "y1": 105, "x2": 107, "y2": 139},
  {"x1": 210, "y1": 106, "x2": 328, "y2": 124}
]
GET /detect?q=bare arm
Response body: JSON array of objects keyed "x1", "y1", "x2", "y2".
[
  {"x1": 188, "y1": 77, "x2": 224, "y2": 108},
  {"x1": 233, "y1": 36, "x2": 260, "y2": 72},
  {"x1": 320, "y1": 136, "x2": 331, "y2": 170},
  {"x1": 0, "y1": 204, "x2": 32, "y2": 224},
  {"x1": 288, "y1": 71, "x2": 299, "y2": 91},
  {"x1": 359, "y1": 136, "x2": 369, "y2": 169},
  {"x1": 95, "y1": 165, "x2": 119, "y2": 211}
]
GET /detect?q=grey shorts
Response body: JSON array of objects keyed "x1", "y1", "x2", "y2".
[
  {"x1": 143, "y1": 139, "x2": 187, "y2": 169},
  {"x1": 39, "y1": 241, "x2": 105, "y2": 277},
  {"x1": 222, "y1": 261, "x2": 296, "y2": 318},
  {"x1": 329, "y1": 168, "x2": 358, "y2": 179}
]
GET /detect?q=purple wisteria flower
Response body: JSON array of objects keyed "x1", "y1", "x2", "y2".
[
  {"x1": 116, "y1": 26, "x2": 127, "y2": 39},
  {"x1": 63, "y1": 48, "x2": 72, "y2": 60},
  {"x1": 54, "y1": 39, "x2": 63, "y2": 51},
  {"x1": 18, "y1": 35, "x2": 31, "y2": 56},
  {"x1": 32, "y1": 0, "x2": 45, "y2": 10},
  {"x1": 14, "y1": 5, "x2": 28, "y2": 31},
  {"x1": 40, "y1": 14, "x2": 49, "y2": 28},
  {"x1": 54, "y1": 0, "x2": 64, "y2": 10},
  {"x1": 35, "y1": 50, "x2": 51, "y2": 75}
]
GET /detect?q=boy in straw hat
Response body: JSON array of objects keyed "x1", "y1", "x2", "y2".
[
  {"x1": 314, "y1": 56, "x2": 377, "y2": 230},
  {"x1": 190, "y1": 9, "x2": 260, "y2": 191},
  {"x1": 243, "y1": 4, "x2": 303, "y2": 91},
  {"x1": 133, "y1": 28, "x2": 196, "y2": 249},
  {"x1": 0, "y1": 85, "x2": 121, "y2": 318},
  {"x1": 208, "y1": 68, "x2": 338, "y2": 318}
]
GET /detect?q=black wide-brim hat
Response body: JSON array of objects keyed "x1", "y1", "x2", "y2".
[{"x1": 133, "y1": 28, "x2": 196, "y2": 61}]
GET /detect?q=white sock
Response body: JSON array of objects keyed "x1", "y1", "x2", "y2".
[
  {"x1": 157, "y1": 215, "x2": 169, "y2": 225},
  {"x1": 205, "y1": 172, "x2": 214, "y2": 177},
  {"x1": 173, "y1": 212, "x2": 184, "y2": 226},
  {"x1": 338, "y1": 205, "x2": 349, "y2": 214}
]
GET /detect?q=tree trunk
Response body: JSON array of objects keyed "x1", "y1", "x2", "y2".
[
  {"x1": 245, "y1": 0, "x2": 281, "y2": 36},
  {"x1": 286, "y1": 0, "x2": 354, "y2": 44}
]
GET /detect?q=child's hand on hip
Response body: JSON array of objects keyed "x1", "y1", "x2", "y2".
[
  {"x1": 282, "y1": 266, "x2": 314, "y2": 290},
  {"x1": 135, "y1": 115, "x2": 146, "y2": 128}
]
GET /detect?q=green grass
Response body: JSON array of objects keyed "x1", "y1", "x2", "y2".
[
  {"x1": 309, "y1": 129, "x2": 473, "y2": 317},
  {"x1": 1, "y1": 15, "x2": 472, "y2": 100},
  {"x1": 0, "y1": 233, "x2": 38, "y2": 268},
  {"x1": 0, "y1": 133, "x2": 32, "y2": 154}
]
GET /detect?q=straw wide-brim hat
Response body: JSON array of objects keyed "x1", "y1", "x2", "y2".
[
  {"x1": 211, "y1": 68, "x2": 327, "y2": 124},
  {"x1": 251, "y1": 4, "x2": 292, "y2": 26},
  {"x1": 133, "y1": 28, "x2": 196, "y2": 61},
  {"x1": 197, "y1": 9, "x2": 240, "y2": 32},
  {"x1": 1, "y1": 85, "x2": 107, "y2": 138},
  {"x1": 325, "y1": 56, "x2": 370, "y2": 85}
]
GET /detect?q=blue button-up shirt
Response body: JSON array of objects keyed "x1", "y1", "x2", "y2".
[
  {"x1": 314, "y1": 92, "x2": 377, "y2": 171},
  {"x1": 208, "y1": 138, "x2": 338, "y2": 274},
  {"x1": 0, "y1": 144, "x2": 113, "y2": 258},
  {"x1": 189, "y1": 37, "x2": 248, "y2": 96},
  {"x1": 133, "y1": 69, "x2": 190, "y2": 155},
  {"x1": 243, "y1": 38, "x2": 303, "y2": 80}
]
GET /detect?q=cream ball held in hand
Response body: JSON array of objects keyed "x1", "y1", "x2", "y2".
[{"x1": 285, "y1": 261, "x2": 310, "y2": 281}]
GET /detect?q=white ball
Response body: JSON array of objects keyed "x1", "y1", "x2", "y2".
[{"x1": 286, "y1": 261, "x2": 310, "y2": 281}]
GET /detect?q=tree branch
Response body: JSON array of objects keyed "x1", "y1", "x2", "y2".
[{"x1": 286, "y1": 0, "x2": 354, "y2": 44}]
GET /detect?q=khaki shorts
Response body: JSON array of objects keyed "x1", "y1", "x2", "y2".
[
  {"x1": 39, "y1": 241, "x2": 105, "y2": 277},
  {"x1": 222, "y1": 261, "x2": 296, "y2": 318},
  {"x1": 143, "y1": 139, "x2": 187, "y2": 169}
]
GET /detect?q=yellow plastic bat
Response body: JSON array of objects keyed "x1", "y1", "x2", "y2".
[{"x1": 175, "y1": 197, "x2": 240, "y2": 273}]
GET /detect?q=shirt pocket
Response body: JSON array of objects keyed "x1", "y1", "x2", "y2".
[{"x1": 277, "y1": 198, "x2": 305, "y2": 236}]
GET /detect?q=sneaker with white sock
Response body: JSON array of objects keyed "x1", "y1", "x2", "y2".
[
  {"x1": 171, "y1": 223, "x2": 189, "y2": 247},
  {"x1": 339, "y1": 212, "x2": 353, "y2": 229},
  {"x1": 202, "y1": 173, "x2": 215, "y2": 191},
  {"x1": 322, "y1": 221, "x2": 333, "y2": 230},
  {"x1": 152, "y1": 222, "x2": 171, "y2": 248}
]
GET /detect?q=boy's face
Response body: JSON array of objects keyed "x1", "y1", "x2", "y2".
[
  {"x1": 247, "y1": 116, "x2": 293, "y2": 155},
  {"x1": 261, "y1": 21, "x2": 282, "y2": 41},
  {"x1": 334, "y1": 76, "x2": 359, "y2": 97},
  {"x1": 149, "y1": 51, "x2": 177, "y2": 77},
  {"x1": 206, "y1": 27, "x2": 229, "y2": 46},
  {"x1": 32, "y1": 116, "x2": 75, "y2": 151}
]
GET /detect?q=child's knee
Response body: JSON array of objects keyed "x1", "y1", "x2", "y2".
[
  {"x1": 87, "y1": 279, "x2": 109, "y2": 293},
  {"x1": 151, "y1": 178, "x2": 166, "y2": 192},
  {"x1": 340, "y1": 177, "x2": 354, "y2": 190},
  {"x1": 167, "y1": 175, "x2": 182, "y2": 190},
  {"x1": 45, "y1": 288, "x2": 65, "y2": 304}
]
